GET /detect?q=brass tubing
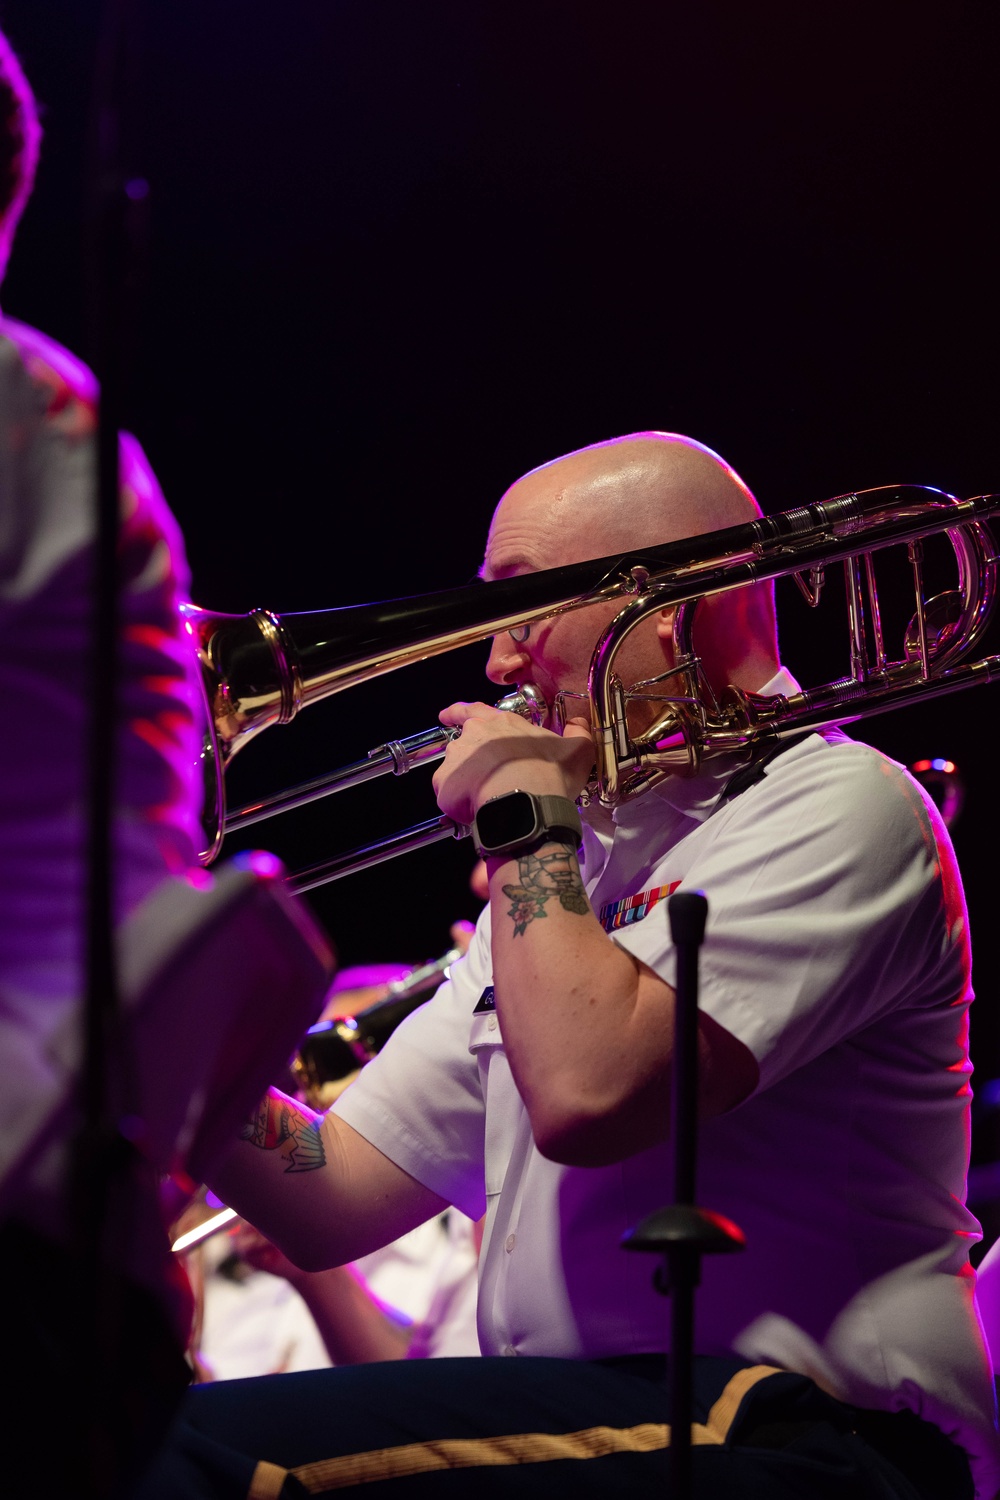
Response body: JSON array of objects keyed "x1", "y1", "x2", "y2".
[
  {"x1": 226, "y1": 727, "x2": 457, "y2": 833},
  {"x1": 908, "y1": 539, "x2": 931, "y2": 678},
  {"x1": 845, "y1": 555, "x2": 869, "y2": 682},
  {"x1": 775, "y1": 653, "x2": 1000, "y2": 736},
  {"x1": 864, "y1": 553, "x2": 886, "y2": 672}
]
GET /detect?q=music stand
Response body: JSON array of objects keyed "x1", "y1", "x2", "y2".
[{"x1": 622, "y1": 890, "x2": 745, "y2": 1499}]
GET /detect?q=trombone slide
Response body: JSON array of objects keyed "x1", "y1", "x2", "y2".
[{"x1": 227, "y1": 726, "x2": 457, "y2": 833}]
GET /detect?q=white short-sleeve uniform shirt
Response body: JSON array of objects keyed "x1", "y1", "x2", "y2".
[{"x1": 335, "y1": 671, "x2": 999, "y2": 1493}]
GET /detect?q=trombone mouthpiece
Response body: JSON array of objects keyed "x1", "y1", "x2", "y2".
[{"x1": 496, "y1": 683, "x2": 547, "y2": 725}]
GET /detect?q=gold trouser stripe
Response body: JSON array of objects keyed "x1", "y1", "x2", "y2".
[
  {"x1": 249, "y1": 1459, "x2": 292, "y2": 1500},
  {"x1": 694, "y1": 1364, "x2": 784, "y2": 1447},
  {"x1": 282, "y1": 1427, "x2": 666, "y2": 1494},
  {"x1": 247, "y1": 1364, "x2": 784, "y2": 1496}
]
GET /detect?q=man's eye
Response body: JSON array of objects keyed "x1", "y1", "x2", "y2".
[{"x1": 509, "y1": 624, "x2": 531, "y2": 644}]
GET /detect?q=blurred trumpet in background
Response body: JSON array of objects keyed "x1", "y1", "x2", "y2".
[{"x1": 294, "y1": 931, "x2": 473, "y2": 1111}]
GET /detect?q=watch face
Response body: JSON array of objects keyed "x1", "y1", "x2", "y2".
[{"x1": 476, "y1": 791, "x2": 537, "y2": 850}]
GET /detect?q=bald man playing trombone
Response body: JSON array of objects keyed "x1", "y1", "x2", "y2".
[{"x1": 140, "y1": 435, "x2": 997, "y2": 1499}]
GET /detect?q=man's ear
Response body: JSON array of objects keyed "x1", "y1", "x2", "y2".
[{"x1": 653, "y1": 605, "x2": 676, "y2": 644}]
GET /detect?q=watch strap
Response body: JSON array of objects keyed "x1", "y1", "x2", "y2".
[
  {"x1": 472, "y1": 790, "x2": 583, "y2": 859},
  {"x1": 529, "y1": 794, "x2": 583, "y2": 851}
]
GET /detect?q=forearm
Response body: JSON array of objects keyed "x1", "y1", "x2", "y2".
[
  {"x1": 486, "y1": 843, "x2": 675, "y2": 1163},
  {"x1": 286, "y1": 1264, "x2": 413, "y2": 1364},
  {"x1": 489, "y1": 845, "x2": 758, "y2": 1160},
  {"x1": 429, "y1": 709, "x2": 679, "y2": 1155},
  {"x1": 431, "y1": 701, "x2": 757, "y2": 1163},
  {"x1": 209, "y1": 1089, "x2": 448, "y2": 1272}
]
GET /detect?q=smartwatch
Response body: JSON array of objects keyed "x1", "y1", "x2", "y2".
[{"x1": 472, "y1": 789, "x2": 583, "y2": 859}]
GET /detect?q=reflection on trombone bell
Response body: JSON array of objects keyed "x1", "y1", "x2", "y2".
[
  {"x1": 182, "y1": 485, "x2": 1000, "y2": 888},
  {"x1": 909, "y1": 758, "x2": 966, "y2": 830}
]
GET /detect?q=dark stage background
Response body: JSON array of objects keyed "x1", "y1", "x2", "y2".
[{"x1": 4, "y1": 2, "x2": 1000, "y2": 1208}]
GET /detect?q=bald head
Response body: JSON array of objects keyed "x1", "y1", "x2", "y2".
[
  {"x1": 483, "y1": 432, "x2": 779, "y2": 705},
  {"x1": 484, "y1": 433, "x2": 761, "y2": 577}
]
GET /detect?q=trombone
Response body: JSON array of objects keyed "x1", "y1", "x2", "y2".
[{"x1": 184, "y1": 484, "x2": 1000, "y2": 887}]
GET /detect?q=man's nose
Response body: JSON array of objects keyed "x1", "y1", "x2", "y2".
[{"x1": 486, "y1": 633, "x2": 529, "y2": 686}]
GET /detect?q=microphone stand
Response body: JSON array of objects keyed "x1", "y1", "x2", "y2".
[{"x1": 622, "y1": 890, "x2": 745, "y2": 1499}]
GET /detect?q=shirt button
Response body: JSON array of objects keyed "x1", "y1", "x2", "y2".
[
  {"x1": 503, "y1": 1344, "x2": 517, "y2": 1357},
  {"x1": 487, "y1": 1016, "x2": 498, "y2": 1032},
  {"x1": 504, "y1": 1233, "x2": 516, "y2": 1253}
]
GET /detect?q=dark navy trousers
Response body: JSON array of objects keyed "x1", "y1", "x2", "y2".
[{"x1": 132, "y1": 1354, "x2": 974, "y2": 1499}]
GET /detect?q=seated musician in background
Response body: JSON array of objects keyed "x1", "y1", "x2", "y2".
[
  {"x1": 192, "y1": 960, "x2": 480, "y2": 1379},
  {"x1": 140, "y1": 434, "x2": 997, "y2": 1499},
  {"x1": 214, "y1": 1204, "x2": 479, "y2": 1370}
]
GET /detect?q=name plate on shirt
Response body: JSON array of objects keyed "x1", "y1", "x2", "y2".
[{"x1": 473, "y1": 986, "x2": 496, "y2": 1015}]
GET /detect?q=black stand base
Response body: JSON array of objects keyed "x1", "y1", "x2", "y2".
[
  {"x1": 624, "y1": 1205, "x2": 745, "y2": 1497},
  {"x1": 624, "y1": 1203, "x2": 746, "y2": 1293}
]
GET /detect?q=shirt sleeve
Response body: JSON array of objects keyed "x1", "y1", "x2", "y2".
[
  {"x1": 332, "y1": 916, "x2": 491, "y2": 1221},
  {"x1": 611, "y1": 734, "x2": 970, "y2": 1093}
]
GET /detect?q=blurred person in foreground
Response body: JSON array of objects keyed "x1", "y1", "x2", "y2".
[
  {"x1": 0, "y1": 29, "x2": 331, "y2": 1492},
  {"x1": 0, "y1": 19, "x2": 201, "y2": 1405},
  {"x1": 139, "y1": 433, "x2": 998, "y2": 1498}
]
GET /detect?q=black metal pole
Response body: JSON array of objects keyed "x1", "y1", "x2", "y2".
[
  {"x1": 77, "y1": 3, "x2": 149, "y2": 1494},
  {"x1": 670, "y1": 891, "x2": 706, "y2": 1208},
  {"x1": 666, "y1": 890, "x2": 708, "y2": 1499},
  {"x1": 621, "y1": 889, "x2": 745, "y2": 1499}
]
